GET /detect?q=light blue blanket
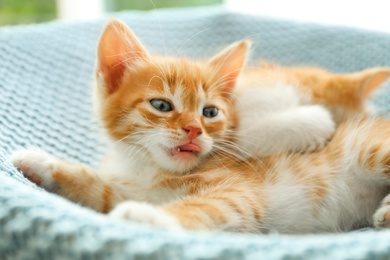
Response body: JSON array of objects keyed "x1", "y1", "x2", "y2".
[{"x1": 2, "y1": 6, "x2": 390, "y2": 259}]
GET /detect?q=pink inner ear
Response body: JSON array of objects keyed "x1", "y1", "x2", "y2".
[
  {"x1": 363, "y1": 71, "x2": 390, "y2": 97},
  {"x1": 97, "y1": 19, "x2": 149, "y2": 94},
  {"x1": 101, "y1": 61, "x2": 127, "y2": 94},
  {"x1": 209, "y1": 41, "x2": 250, "y2": 93},
  {"x1": 221, "y1": 64, "x2": 244, "y2": 91}
]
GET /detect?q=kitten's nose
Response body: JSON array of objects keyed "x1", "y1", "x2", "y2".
[{"x1": 183, "y1": 125, "x2": 202, "y2": 139}]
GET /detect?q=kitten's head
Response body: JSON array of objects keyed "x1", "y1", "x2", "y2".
[{"x1": 94, "y1": 19, "x2": 249, "y2": 174}]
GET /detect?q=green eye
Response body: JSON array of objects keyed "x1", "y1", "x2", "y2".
[
  {"x1": 203, "y1": 106, "x2": 219, "y2": 118},
  {"x1": 150, "y1": 99, "x2": 173, "y2": 112}
]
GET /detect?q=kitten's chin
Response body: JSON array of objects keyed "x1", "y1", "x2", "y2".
[{"x1": 152, "y1": 144, "x2": 207, "y2": 174}]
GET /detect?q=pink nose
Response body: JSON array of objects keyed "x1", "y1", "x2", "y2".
[{"x1": 183, "y1": 125, "x2": 202, "y2": 139}]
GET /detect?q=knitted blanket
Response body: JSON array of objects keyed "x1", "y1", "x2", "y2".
[{"x1": 1, "y1": 6, "x2": 390, "y2": 259}]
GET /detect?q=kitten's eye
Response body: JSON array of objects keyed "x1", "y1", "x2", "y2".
[
  {"x1": 150, "y1": 99, "x2": 173, "y2": 112},
  {"x1": 203, "y1": 106, "x2": 219, "y2": 118}
]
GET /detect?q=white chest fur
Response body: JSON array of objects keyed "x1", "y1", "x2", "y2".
[{"x1": 100, "y1": 143, "x2": 185, "y2": 204}]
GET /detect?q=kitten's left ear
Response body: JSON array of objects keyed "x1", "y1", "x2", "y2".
[{"x1": 209, "y1": 41, "x2": 251, "y2": 91}]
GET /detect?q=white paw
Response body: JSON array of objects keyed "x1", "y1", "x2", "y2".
[
  {"x1": 294, "y1": 105, "x2": 336, "y2": 153},
  {"x1": 109, "y1": 201, "x2": 183, "y2": 231},
  {"x1": 373, "y1": 195, "x2": 390, "y2": 228},
  {"x1": 10, "y1": 149, "x2": 59, "y2": 190}
]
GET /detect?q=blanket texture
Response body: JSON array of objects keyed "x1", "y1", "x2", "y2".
[{"x1": 1, "y1": 6, "x2": 390, "y2": 259}]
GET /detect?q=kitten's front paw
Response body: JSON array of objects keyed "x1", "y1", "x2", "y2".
[
  {"x1": 109, "y1": 201, "x2": 183, "y2": 231},
  {"x1": 373, "y1": 195, "x2": 390, "y2": 228},
  {"x1": 296, "y1": 105, "x2": 336, "y2": 153},
  {"x1": 10, "y1": 149, "x2": 59, "y2": 190}
]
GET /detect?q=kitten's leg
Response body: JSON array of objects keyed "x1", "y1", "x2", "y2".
[
  {"x1": 237, "y1": 105, "x2": 335, "y2": 157},
  {"x1": 10, "y1": 149, "x2": 121, "y2": 213},
  {"x1": 345, "y1": 118, "x2": 390, "y2": 180},
  {"x1": 329, "y1": 118, "x2": 390, "y2": 228},
  {"x1": 110, "y1": 188, "x2": 261, "y2": 232},
  {"x1": 163, "y1": 194, "x2": 261, "y2": 232}
]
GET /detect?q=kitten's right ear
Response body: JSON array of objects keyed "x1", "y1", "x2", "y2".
[{"x1": 97, "y1": 19, "x2": 149, "y2": 94}]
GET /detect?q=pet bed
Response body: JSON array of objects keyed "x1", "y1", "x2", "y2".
[{"x1": 1, "y1": 6, "x2": 390, "y2": 259}]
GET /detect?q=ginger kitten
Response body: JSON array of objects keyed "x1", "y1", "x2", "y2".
[{"x1": 10, "y1": 19, "x2": 390, "y2": 233}]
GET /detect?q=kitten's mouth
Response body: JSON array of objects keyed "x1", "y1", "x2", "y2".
[{"x1": 170, "y1": 143, "x2": 201, "y2": 157}]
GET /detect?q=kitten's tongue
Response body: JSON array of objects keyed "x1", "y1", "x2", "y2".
[{"x1": 172, "y1": 143, "x2": 201, "y2": 155}]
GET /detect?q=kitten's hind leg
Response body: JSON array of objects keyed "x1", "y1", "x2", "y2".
[
  {"x1": 10, "y1": 149, "x2": 121, "y2": 213},
  {"x1": 337, "y1": 118, "x2": 390, "y2": 229}
]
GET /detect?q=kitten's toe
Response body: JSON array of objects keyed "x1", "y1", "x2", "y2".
[
  {"x1": 307, "y1": 136, "x2": 332, "y2": 153},
  {"x1": 373, "y1": 206, "x2": 390, "y2": 228},
  {"x1": 306, "y1": 105, "x2": 335, "y2": 153},
  {"x1": 10, "y1": 149, "x2": 58, "y2": 190},
  {"x1": 306, "y1": 141, "x2": 324, "y2": 153},
  {"x1": 300, "y1": 129, "x2": 334, "y2": 154},
  {"x1": 109, "y1": 201, "x2": 183, "y2": 231},
  {"x1": 373, "y1": 195, "x2": 390, "y2": 228}
]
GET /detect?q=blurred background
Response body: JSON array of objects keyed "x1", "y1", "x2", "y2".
[{"x1": 0, "y1": 0, "x2": 389, "y2": 33}]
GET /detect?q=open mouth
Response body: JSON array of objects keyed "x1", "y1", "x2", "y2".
[{"x1": 170, "y1": 142, "x2": 201, "y2": 157}]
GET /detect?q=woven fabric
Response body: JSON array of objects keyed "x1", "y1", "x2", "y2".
[{"x1": 1, "y1": 6, "x2": 390, "y2": 259}]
